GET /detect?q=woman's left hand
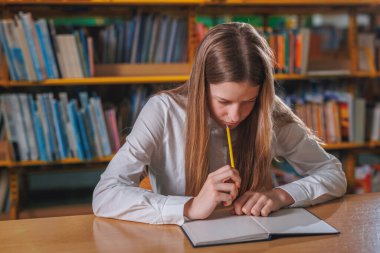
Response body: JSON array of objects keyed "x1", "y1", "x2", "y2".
[{"x1": 233, "y1": 188, "x2": 295, "y2": 217}]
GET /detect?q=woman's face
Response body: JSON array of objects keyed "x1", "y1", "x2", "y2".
[{"x1": 208, "y1": 81, "x2": 260, "y2": 129}]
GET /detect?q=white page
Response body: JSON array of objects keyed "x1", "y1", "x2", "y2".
[
  {"x1": 182, "y1": 209, "x2": 268, "y2": 246},
  {"x1": 252, "y1": 208, "x2": 338, "y2": 234}
]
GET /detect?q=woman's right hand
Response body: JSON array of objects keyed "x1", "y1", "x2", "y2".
[{"x1": 183, "y1": 165, "x2": 241, "y2": 220}]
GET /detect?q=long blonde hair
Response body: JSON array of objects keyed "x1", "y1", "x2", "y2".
[{"x1": 165, "y1": 22, "x2": 310, "y2": 196}]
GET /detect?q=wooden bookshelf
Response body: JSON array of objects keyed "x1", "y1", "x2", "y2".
[
  {"x1": 0, "y1": 76, "x2": 189, "y2": 87},
  {"x1": 217, "y1": 0, "x2": 377, "y2": 5},
  {"x1": 0, "y1": 156, "x2": 113, "y2": 168},
  {"x1": 323, "y1": 143, "x2": 367, "y2": 150},
  {"x1": 1, "y1": 0, "x2": 204, "y2": 5},
  {"x1": 4, "y1": 72, "x2": 380, "y2": 87}
]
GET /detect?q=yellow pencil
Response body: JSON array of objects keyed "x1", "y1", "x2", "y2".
[{"x1": 226, "y1": 126, "x2": 235, "y2": 169}]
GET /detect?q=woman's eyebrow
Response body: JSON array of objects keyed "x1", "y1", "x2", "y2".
[
  {"x1": 215, "y1": 96, "x2": 258, "y2": 102},
  {"x1": 245, "y1": 96, "x2": 258, "y2": 101}
]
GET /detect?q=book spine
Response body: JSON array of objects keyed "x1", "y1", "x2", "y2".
[
  {"x1": 19, "y1": 12, "x2": 45, "y2": 80},
  {"x1": 67, "y1": 100, "x2": 84, "y2": 160}
]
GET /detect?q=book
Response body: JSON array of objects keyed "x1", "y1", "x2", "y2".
[{"x1": 182, "y1": 207, "x2": 338, "y2": 247}]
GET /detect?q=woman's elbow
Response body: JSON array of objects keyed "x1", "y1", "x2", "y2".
[
  {"x1": 92, "y1": 183, "x2": 109, "y2": 217},
  {"x1": 336, "y1": 170, "x2": 348, "y2": 197}
]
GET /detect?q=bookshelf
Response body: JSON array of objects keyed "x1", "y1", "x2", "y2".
[{"x1": 0, "y1": 0, "x2": 379, "y2": 219}]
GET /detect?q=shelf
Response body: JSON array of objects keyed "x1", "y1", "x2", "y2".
[
  {"x1": 5, "y1": 70, "x2": 380, "y2": 87},
  {"x1": 323, "y1": 142, "x2": 368, "y2": 150},
  {"x1": 211, "y1": 0, "x2": 377, "y2": 5},
  {"x1": 0, "y1": 155, "x2": 113, "y2": 168},
  {"x1": 352, "y1": 71, "x2": 379, "y2": 78},
  {"x1": 0, "y1": 142, "x2": 378, "y2": 168},
  {"x1": 0, "y1": 75, "x2": 189, "y2": 87},
  {"x1": 2, "y1": 73, "x2": 379, "y2": 87},
  {"x1": 2, "y1": 0, "x2": 376, "y2": 5},
  {"x1": 0, "y1": 63, "x2": 192, "y2": 86},
  {"x1": 2, "y1": 0, "x2": 204, "y2": 5},
  {"x1": 368, "y1": 141, "x2": 380, "y2": 148}
]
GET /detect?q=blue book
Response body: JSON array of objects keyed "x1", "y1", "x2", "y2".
[
  {"x1": 41, "y1": 95, "x2": 58, "y2": 160},
  {"x1": 44, "y1": 94, "x2": 60, "y2": 160},
  {"x1": 35, "y1": 19, "x2": 59, "y2": 79},
  {"x1": 0, "y1": 21, "x2": 18, "y2": 80},
  {"x1": 36, "y1": 94, "x2": 53, "y2": 161},
  {"x1": 19, "y1": 12, "x2": 44, "y2": 81},
  {"x1": 5, "y1": 20, "x2": 28, "y2": 80},
  {"x1": 67, "y1": 100, "x2": 84, "y2": 160},
  {"x1": 165, "y1": 18, "x2": 178, "y2": 63},
  {"x1": 130, "y1": 12, "x2": 142, "y2": 63},
  {"x1": 28, "y1": 96, "x2": 47, "y2": 161},
  {"x1": 5, "y1": 20, "x2": 30, "y2": 80},
  {"x1": 115, "y1": 23, "x2": 125, "y2": 63},
  {"x1": 79, "y1": 92, "x2": 89, "y2": 109},
  {"x1": 125, "y1": 19, "x2": 135, "y2": 63},
  {"x1": 18, "y1": 94, "x2": 37, "y2": 160},
  {"x1": 35, "y1": 21, "x2": 53, "y2": 79},
  {"x1": 79, "y1": 29, "x2": 90, "y2": 76},
  {"x1": 76, "y1": 110, "x2": 92, "y2": 160},
  {"x1": 173, "y1": 20, "x2": 186, "y2": 62},
  {"x1": 155, "y1": 16, "x2": 170, "y2": 63},
  {"x1": 1, "y1": 95, "x2": 21, "y2": 160},
  {"x1": 140, "y1": 14, "x2": 153, "y2": 63},
  {"x1": 92, "y1": 97, "x2": 111, "y2": 156},
  {"x1": 32, "y1": 111, "x2": 48, "y2": 161},
  {"x1": 82, "y1": 107, "x2": 97, "y2": 158},
  {"x1": 52, "y1": 99, "x2": 67, "y2": 159}
]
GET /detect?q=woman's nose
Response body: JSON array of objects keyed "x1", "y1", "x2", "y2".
[{"x1": 228, "y1": 105, "x2": 240, "y2": 122}]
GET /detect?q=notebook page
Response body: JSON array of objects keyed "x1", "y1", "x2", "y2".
[
  {"x1": 251, "y1": 208, "x2": 338, "y2": 234},
  {"x1": 182, "y1": 209, "x2": 269, "y2": 246}
]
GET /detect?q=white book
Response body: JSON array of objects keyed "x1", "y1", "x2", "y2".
[
  {"x1": 65, "y1": 35, "x2": 84, "y2": 78},
  {"x1": 55, "y1": 35, "x2": 69, "y2": 78},
  {"x1": 371, "y1": 103, "x2": 380, "y2": 141},
  {"x1": 182, "y1": 208, "x2": 338, "y2": 247}
]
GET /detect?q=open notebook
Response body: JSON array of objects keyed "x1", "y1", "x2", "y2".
[{"x1": 182, "y1": 208, "x2": 339, "y2": 247}]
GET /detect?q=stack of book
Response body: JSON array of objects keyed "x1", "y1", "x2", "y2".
[
  {"x1": 0, "y1": 87, "x2": 150, "y2": 162},
  {"x1": 0, "y1": 11, "x2": 189, "y2": 81},
  {"x1": 284, "y1": 89, "x2": 368, "y2": 144}
]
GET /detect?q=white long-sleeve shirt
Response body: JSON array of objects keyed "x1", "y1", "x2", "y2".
[{"x1": 92, "y1": 93, "x2": 347, "y2": 225}]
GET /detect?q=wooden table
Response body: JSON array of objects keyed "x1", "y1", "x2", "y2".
[{"x1": 0, "y1": 193, "x2": 379, "y2": 253}]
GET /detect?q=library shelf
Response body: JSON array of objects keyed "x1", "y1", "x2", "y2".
[
  {"x1": 3, "y1": 73, "x2": 380, "y2": 87},
  {"x1": 0, "y1": 76, "x2": 189, "y2": 87},
  {"x1": 209, "y1": 0, "x2": 377, "y2": 6},
  {"x1": 0, "y1": 156, "x2": 113, "y2": 168},
  {"x1": 1, "y1": 0, "x2": 204, "y2": 5},
  {"x1": 323, "y1": 142, "x2": 368, "y2": 150}
]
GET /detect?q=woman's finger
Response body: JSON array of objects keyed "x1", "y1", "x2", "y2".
[
  {"x1": 233, "y1": 192, "x2": 251, "y2": 215},
  {"x1": 250, "y1": 196, "x2": 268, "y2": 216},
  {"x1": 241, "y1": 193, "x2": 261, "y2": 215}
]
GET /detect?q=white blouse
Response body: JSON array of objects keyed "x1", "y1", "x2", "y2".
[{"x1": 92, "y1": 93, "x2": 347, "y2": 225}]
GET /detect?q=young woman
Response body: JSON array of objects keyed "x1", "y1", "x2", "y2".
[{"x1": 93, "y1": 22, "x2": 347, "y2": 225}]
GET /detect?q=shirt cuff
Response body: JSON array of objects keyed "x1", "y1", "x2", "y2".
[
  {"x1": 161, "y1": 195, "x2": 193, "y2": 225},
  {"x1": 276, "y1": 183, "x2": 311, "y2": 207}
]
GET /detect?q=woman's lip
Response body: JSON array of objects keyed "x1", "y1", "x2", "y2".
[{"x1": 225, "y1": 122, "x2": 239, "y2": 127}]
